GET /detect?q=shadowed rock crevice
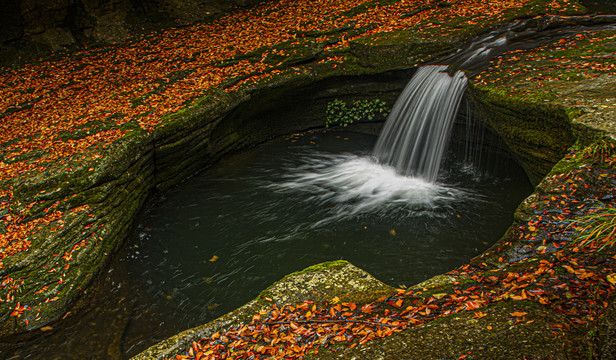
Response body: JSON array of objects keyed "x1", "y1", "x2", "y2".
[{"x1": 0, "y1": 0, "x2": 270, "y2": 66}]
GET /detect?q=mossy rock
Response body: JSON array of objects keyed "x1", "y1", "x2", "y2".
[
  {"x1": 302, "y1": 300, "x2": 586, "y2": 359},
  {"x1": 131, "y1": 261, "x2": 395, "y2": 360},
  {"x1": 467, "y1": 86, "x2": 576, "y2": 185}
]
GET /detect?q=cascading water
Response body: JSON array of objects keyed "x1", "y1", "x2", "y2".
[
  {"x1": 2, "y1": 65, "x2": 534, "y2": 360},
  {"x1": 372, "y1": 65, "x2": 468, "y2": 182}
]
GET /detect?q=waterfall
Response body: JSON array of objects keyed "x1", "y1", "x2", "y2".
[{"x1": 372, "y1": 65, "x2": 468, "y2": 182}]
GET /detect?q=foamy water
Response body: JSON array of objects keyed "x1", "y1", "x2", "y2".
[
  {"x1": 270, "y1": 153, "x2": 472, "y2": 223},
  {"x1": 372, "y1": 65, "x2": 468, "y2": 181}
]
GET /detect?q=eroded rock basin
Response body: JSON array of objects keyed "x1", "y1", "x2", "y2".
[
  {"x1": 0, "y1": 0, "x2": 615, "y2": 357},
  {"x1": 1, "y1": 124, "x2": 532, "y2": 358}
]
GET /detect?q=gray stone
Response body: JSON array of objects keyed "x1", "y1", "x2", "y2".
[{"x1": 31, "y1": 27, "x2": 76, "y2": 50}]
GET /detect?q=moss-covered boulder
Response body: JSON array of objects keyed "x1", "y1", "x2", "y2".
[
  {"x1": 132, "y1": 261, "x2": 395, "y2": 360},
  {"x1": 467, "y1": 87, "x2": 576, "y2": 185}
]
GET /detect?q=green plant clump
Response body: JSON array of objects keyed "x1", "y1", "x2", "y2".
[
  {"x1": 581, "y1": 138, "x2": 616, "y2": 166},
  {"x1": 325, "y1": 99, "x2": 389, "y2": 128},
  {"x1": 571, "y1": 204, "x2": 616, "y2": 249}
]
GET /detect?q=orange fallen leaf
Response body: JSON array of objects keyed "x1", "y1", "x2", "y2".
[{"x1": 473, "y1": 311, "x2": 487, "y2": 319}]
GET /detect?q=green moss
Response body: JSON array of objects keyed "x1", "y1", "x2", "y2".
[
  {"x1": 56, "y1": 119, "x2": 119, "y2": 142},
  {"x1": 286, "y1": 260, "x2": 350, "y2": 276},
  {"x1": 304, "y1": 298, "x2": 585, "y2": 360},
  {"x1": 548, "y1": 137, "x2": 616, "y2": 177},
  {"x1": 547, "y1": 149, "x2": 587, "y2": 177},
  {"x1": 349, "y1": 30, "x2": 456, "y2": 70},
  {"x1": 339, "y1": 0, "x2": 402, "y2": 18},
  {"x1": 292, "y1": 25, "x2": 355, "y2": 39},
  {"x1": 468, "y1": 85, "x2": 576, "y2": 184},
  {"x1": 254, "y1": 261, "x2": 348, "y2": 302}
]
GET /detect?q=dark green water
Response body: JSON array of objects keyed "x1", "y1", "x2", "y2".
[
  {"x1": 581, "y1": 0, "x2": 616, "y2": 13},
  {"x1": 1, "y1": 129, "x2": 532, "y2": 359}
]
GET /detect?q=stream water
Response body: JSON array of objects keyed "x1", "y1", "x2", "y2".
[
  {"x1": 581, "y1": 0, "x2": 616, "y2": 14},
  {"x1": 373, "y1": 66, "x2": 467, "y2": 181},
  {"x1": 0, "y1": 3, "x2": 614, "y2": 357},
  {"x1": 1, "y1": 126, "x2": 532, "y2": 359}
]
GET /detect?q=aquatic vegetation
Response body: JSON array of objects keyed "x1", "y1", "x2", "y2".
[{"x1": 325, "y1": 99, "x2": 389, "y2": 128}]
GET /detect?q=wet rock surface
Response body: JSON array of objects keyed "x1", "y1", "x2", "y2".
[
  {"x1": 132, "y1": 261, "x2": 395, "y2": 360},
  {"x1": 0, "y1": 0, "x2": 615, "y2": 358},
  {"x1": 136, "y1": 9, "x2": 616, "y2": 360},
  {"x1": 303, "y1": 301, "x2": 582, "y2": 360},
  {"x1": 0, "y1": 0, "x2": 268, "y2": 65}
]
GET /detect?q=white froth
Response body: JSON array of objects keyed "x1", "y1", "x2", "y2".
[{"x1": 270, "y1": 153, "x2": 470, "y2": 221}]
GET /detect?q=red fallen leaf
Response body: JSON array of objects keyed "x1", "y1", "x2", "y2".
[
  {"x1": 375, "y1": 295, "x2": 388, "y2": 302},
  {"x1": 527, "y1": 288, "x2": 545, "y2": 296},
  {"x1": 465, "y1": 301, "x2": 482, "y2": 310},
  {"x1": 388, "y1": 299, "x2": 403, "y2": 308},
  {"x1": 361, "y1": 304, "x2": 374, "y2": 314},
  {"x1": 348, "y1": 302, "x2": 356, "y2": 311},
  {"x1": 510, "y1": 311, "x2": 528, "y2": 317},
  {"x1": 539, "y1": 297, "x2": 550, "y2": 305}
]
